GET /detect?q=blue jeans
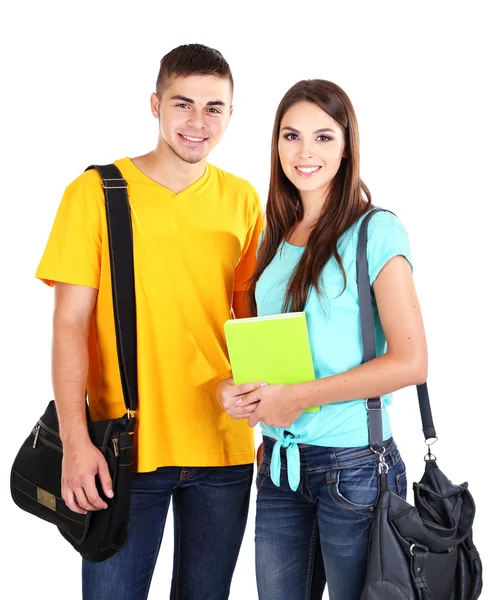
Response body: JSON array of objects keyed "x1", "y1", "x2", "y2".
[
  {"x1": 82, "y1": 464, "x2": 253, "y2": 600},
  {"x1": 255, "y1": 436, "x2": 407, "y2": 600}
]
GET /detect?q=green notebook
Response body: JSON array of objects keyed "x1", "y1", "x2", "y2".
[{"x1": 224, "y1": 311, "x2": 319, "y2": 413}]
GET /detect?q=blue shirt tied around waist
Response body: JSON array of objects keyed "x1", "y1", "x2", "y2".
[{"x1": 255, "y1": 210, "x2": 412, "y2": 491}]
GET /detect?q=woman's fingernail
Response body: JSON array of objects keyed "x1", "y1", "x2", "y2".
[{"x1": 237, "y1": 399, "x2": 243, "y2": 406}]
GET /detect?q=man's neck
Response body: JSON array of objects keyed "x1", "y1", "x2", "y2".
[{"x1": 131, "y1": 147, "x2": 207, "y2": 194}]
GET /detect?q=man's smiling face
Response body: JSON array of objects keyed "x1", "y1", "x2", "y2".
[{"x1": 152, "y1": 74, "x2": 233, "y2": 164}]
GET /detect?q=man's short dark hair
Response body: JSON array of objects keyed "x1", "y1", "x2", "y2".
[{"x1": 156, "y1": 44, "x2": 233, "y2": 98}]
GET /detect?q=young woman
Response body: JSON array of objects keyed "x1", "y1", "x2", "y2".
[{"x1": 217, "y1": 79, "x2": 427, "y2": 600}]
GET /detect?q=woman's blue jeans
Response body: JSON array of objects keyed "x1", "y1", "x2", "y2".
[{"x1": 255, "y1": 436, "x2": 407, "y2": 600}]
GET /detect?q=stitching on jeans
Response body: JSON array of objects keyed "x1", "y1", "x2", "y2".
[
  {"x1": 301, "y1": 470, "x2": 313, "y2": 502},
  {"x1": 327, "y1": 470, "x2": 376, "y2": 516},
  {"x1": 180, "y1": 468, "x2": 198, "y2": 480},
  {"x1": 304, "y1": 517, "x2": 319, "y2": 600},
  {"x1": 320, "y1": 445, "x2": 400, "y2": 475}
]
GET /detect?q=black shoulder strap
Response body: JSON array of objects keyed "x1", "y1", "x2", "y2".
[
  {"x1": 85, "y1": 164, "x2": 138, "y2": 413},
  {"x1": 356, "y1": 207, "x2": 436, "y2": 449}
]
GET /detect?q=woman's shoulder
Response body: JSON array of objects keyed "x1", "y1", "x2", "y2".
[{"x1": 357, "y1": 207, "x2": 407, "y2": 236}]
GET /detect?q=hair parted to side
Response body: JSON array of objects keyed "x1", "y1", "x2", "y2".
[
  {"x1": 156, "y1": 43, "x2": 233, "y2": 98},
  {"x1": 249, "y1": 79, "x2": 372, "y2": 315}
]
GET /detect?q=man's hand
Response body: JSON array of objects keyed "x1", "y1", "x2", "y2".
[
  {"x1": 215, "y1": 377, "x2": 266, "y2": 420},
  {"x1": 61, "y1": 439, "x2": 114, "y2": 514},
  {"x1": 240, "y1": 384, "x2": 304, "y2": 428}
]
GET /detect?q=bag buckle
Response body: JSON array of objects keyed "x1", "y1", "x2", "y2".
[
  {"x1": 102, "y1": 178, "x2": 128, "y2": 190},
  {"x1": 424, "y1": 436, "x2": 438, "y2": 461},
  {"x1": 370, "y1": 445, "x2": 389, "y2": 473},
  {"x1": 365, "y1": 398, "x2": 383, "y2": 410}
]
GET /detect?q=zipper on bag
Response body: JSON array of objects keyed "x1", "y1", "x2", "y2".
[{"x1": 32, "y1": 423, "x2": 41, "y2": 448}]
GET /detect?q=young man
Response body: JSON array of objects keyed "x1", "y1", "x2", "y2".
[{"x1": 36, "y1": 44, "x2": 264, "y2": 600}]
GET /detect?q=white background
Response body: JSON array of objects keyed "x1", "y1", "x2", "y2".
[{"x1": 1, "y1": 1, "x2": 498, "y2": 598}]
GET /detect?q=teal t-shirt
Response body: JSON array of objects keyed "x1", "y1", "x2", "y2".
[{"x1": 255, "y1": 209, "x2": 412, "y2": 490}]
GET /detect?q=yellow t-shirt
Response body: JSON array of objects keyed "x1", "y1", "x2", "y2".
[{"x1": 36, "y1": 157, "x2": 263, "y2": 472}]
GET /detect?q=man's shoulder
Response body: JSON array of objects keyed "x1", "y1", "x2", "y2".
[
  {"x1": 63, "y1": 159, "x2": 128, "y2": 201},
  {"x1": 65, "y1": 162, "x2": 112, "y2": 193},
  {"x1": 208, "y1": 163, "x2": 259, "y2": 199}
]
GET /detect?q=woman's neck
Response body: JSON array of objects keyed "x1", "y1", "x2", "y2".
[{"x1": 299, "y1": 188, "x2": 328, "y2": 226}]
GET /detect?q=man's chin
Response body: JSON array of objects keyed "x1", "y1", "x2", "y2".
[
  {"x1": 180, "y1": 154, "x2": 206, "y2": 165},
  {"x1": 174, "y1": 147, "x2": 208, "y2": 165}
]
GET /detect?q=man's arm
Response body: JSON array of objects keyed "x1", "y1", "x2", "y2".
[
  {"x1": 53, "y1": 282, "x2": 96, "y2": 445},
  {"x1": 232, "y1": 289, "x2": 264, "y2": 465},
  {"x1": 53, "y1": 282, "x2": 113, "y2": 514},
  {"x1": 232, "y1": 290, "x2": 253, "y2": 319}
]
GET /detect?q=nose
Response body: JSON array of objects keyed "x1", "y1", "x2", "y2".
[
  {"x1": 296, "y1": 139, "x2": 313, "y2": 160},
  {"x1": 186, "y1": 109, "x2": 206, "y2": 130}
]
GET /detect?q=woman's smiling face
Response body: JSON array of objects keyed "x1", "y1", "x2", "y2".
[{"x1": 278, "y1": 100, "x2": 346, "y2": 199}]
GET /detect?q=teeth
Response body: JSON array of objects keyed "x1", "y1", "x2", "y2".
[
  {"x1": 297, "y1": 167, "x2": 320, "y2": 173},
  {"x1": 182, "y1": 135, "x2": 204, "y2": 142}
]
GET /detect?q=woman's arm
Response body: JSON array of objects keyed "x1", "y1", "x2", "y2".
[
  {"x1": 244, "y1": 256, "x2": 428, "y2": 428},
  {"x1": 295, "y1": 255, "x2": 427, "y2": 408}
]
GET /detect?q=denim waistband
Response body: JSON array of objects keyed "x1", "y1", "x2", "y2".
[{"x1": 262, "y1": 435, "x2": 399, "y2": 492}]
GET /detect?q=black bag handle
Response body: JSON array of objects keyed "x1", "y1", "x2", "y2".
[
  {"x1": 85, "y1": 164, "x2": 138, "y2": 413},
  {"x1": 356, "y1": 207, "x2": 436, "y2": 450}
]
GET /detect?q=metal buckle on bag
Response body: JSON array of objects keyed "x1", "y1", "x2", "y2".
[
  {"x1": 365, "y1": 398, "x2": 383, "y2": 410},
  {"x1": 102, "y1": 178, "x2": 128, "y2": 190},
  {"x1": 377, "y1": 451, "x2": 389, "y2": 474},
  {"x1": 424, "y1": 436, "x2": 438, "y2": 461},
  {"x1": 127, "y1": 408, "x2": 136, "y2": 420},
  {"x1": 370, "y1": 445, "x2": 389, "y2": 474}
]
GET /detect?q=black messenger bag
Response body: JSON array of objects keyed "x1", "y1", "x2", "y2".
[
  {"x1": 358, "y1": 208, "x2": 483, "y2": 599},
  {"x1": 10, "y1": 164, "x2": 138, "y2": 562}
]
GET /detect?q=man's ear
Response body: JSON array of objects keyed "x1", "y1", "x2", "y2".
[{"x1": 151, "y1": 92, "x2": 160, "y2": 119}]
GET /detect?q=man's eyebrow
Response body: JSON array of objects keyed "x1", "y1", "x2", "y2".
[
  {"x1": 281, "y1": 126, "x2": 337, "y2": 134},
  {"x1": 170, "y1": 95, "x2": 226, "y2": 107},
  {"x1": 171, "y1": 95, "x2": 194, "y2": 103}
]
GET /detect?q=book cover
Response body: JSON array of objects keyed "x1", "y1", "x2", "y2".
[{"x1": 224, "y1": 311, "x2": 320, "y2": 413}]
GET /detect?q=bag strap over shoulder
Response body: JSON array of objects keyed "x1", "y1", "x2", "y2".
[
  {"x1": 85, "y1": 164, "x2": 138, "y2": 414},
  {"x1": 356, "y1": 207, "x2": 436, "y2": 450}
]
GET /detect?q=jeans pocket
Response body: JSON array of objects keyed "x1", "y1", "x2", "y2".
[{"x1": 327, "y1": 465, "x2": 378, "y2": 516}]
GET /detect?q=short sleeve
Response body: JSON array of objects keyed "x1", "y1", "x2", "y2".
[
  {"x1": 36, "y1": 171, "x2": 103, "y2": 289},
  {"x1": 233, "y1": 193, "x2": 264, "y2": 292},
  {"x1": 366, "y1": 211, "x2": 412, "y2": 284}
]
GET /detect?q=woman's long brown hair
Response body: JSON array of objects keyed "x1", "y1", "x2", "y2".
[{"x1": 249, "y1": 79, "x2": 372, "y2": 315}]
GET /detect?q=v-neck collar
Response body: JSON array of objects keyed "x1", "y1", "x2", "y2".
[{"x1": 123, "y1": 157, "x2": 211, "y2": 200}]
